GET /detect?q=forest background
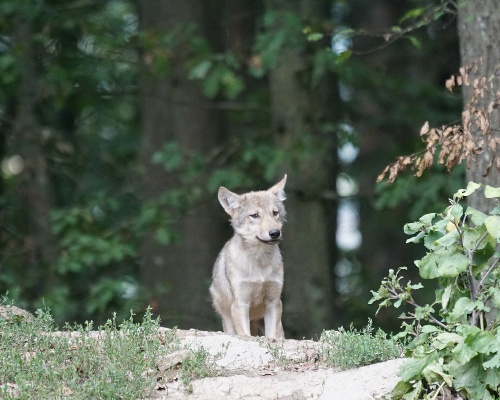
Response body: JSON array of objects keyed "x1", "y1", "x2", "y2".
[{"x1": 1, "y1": 0, "x2": 498, "y2": 339}]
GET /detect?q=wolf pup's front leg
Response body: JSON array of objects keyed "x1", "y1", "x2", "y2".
[{"x1": 210, "y1": 175, "x2": 287, "y2": 338}]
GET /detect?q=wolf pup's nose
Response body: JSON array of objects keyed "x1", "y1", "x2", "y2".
[{"x1": 269, "y1": 229, "x2": 281, "y2": 239}]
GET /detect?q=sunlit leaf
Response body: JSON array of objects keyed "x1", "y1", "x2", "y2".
[
  {"x1": 484, "y1": 215, "x2": 500, "y2": 240},
  {"x1": 454, "y1": 181, "x2": 481, "y2": 199},
  {"x1": 484, "y1": 185, "x2": 500, "y2": 199}
]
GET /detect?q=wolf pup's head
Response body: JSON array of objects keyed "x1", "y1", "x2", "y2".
[{"x1": 218, "y1": 175, "x2": 287, "y2": 245}]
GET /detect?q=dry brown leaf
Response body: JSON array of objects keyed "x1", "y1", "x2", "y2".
[
  {"x1": 377, "y1": 61, "x2": 500, "y2": 183},
  {"x1": 442, "y1": 126, "x2": 453, "y2": 137},
  {"x1": 463, "y1": 72, "x2": 470, "y2": 86},
  {"x1": 376, "y1": 165, "x2": 389, "y2": 183},
  {"x1": 420, "y1": 121, "x2": 430, "y2": 135},
  {"x1": 488, "y1": 138, "x2": 497, "y2": 152},
  {"x1": 445, "y1": 76, "x2": 455, "y2": 92}
]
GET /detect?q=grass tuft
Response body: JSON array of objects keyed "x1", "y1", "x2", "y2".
[{"x1": 319, "y1": 319, "x2": 403, "y2": 370}]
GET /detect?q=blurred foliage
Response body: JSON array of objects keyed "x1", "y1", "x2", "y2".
[{"x1": 376, "y1": 164, "x2": 465, "y2": 220}]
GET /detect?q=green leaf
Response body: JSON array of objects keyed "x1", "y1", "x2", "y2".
[
  {"x1": 463, "y1": 228, "x2": 482, "y2": 250},
  {"x1": 152, "y1": 142, "x2": 183, "y2": 171},
  {"x1": 402, "y1": 380, "x2": 423, "y2": 400},
  {"x1": 484, "y1": 185, "x2": 500, "y2": 199},
  {"x1": 336, "y1": 49, "x2": 352, "y2": 63},
  {"x1": 454, "y1": 182, "x2": 481, "y2": 199},
  {"x1": 465, "y1": 206, "x2": 488, "y2": 226},
  {"x1": 436, "y1": 252, "x2": 469, "y2": 277},
  {"x1": 188, "y1": 59, "x2": 212, "y2": 79},
  {"x1": 484, "y1": 215, "x2": 500, "y2": 240},
  {"x1": 483, "y1": 353, "x2": 500, "y2": 369},
  {"x1": 448, "y1": 358, "x2": 486, "y2": 398},
  {"x1": 406, "y1": 231, "x2": 425, "y2": 244},
  {"x1": 400, "y1": 352, "x2": 438, "y2": 382},
  {"x1": 435, "y1": 229, "x2": 459, "y2": 247},
  {"x1": 202, "y1": 71, "x2": 220, "y2": 98},
  {"x1": 450, "y1": 297, "x2": 473, "y2": 321},
  {"x1": 306, "y1": 32, "x2": 323, "y2": 42},
  {"x1": 407, "y1": 36, "x2": 421, "y2": 48},
  {"x1": 484, "y1": 367, "x2": 500, "y2": 391},
  {"x1": 441, "y1": 286, "x2": 452, "y2": 309},
  {"x1": 423, "y1": 230, "x2": 444, "y2": 250},
  {"x1": 472, "y1": 242, "x2": 496, "y2": 267},
  {"x1": 422, "y1": 363, "x2": 453, "y2": 387},
  {"x1": 448, "y1": 203, "x2": 464, "y2": 220},
  {"x1": 399, "y1": 7, "x2": 425, "y2": 23},
  {"x1": 404, "y1": 222, "x2": 421, "y2": 235},
  {"x1": 421, "y1": 325, "x2": 440, "y2": 333},
  {"x1": 464, "y1": 329, "x2": 496, "y2": 354},
  {"x1": 390, "y1": 380, "x2": 414, "y2": 398},
  {"x1": 221, "y1": 70, "x2": 244, "y2": 99},
  {"x1": 420, "y1": 213, "x2": 436, "y2": 224},
  {"x1": 452, "y1": 342, "x2": 478, "y2": 364},
  {"x1": 433, "y1": 332, "x2": 462, "y2": 350},
  {"x1": 415, "y1": 253, "x2": 438, "y2": 279}
]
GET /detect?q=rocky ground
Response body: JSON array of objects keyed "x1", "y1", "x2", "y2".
[
  {"x1": 0, "y1": 307, "x2": 404, "y2": 399},
  {"x1": 153, "y1": 329, "x2": 405, "y2": 400}
]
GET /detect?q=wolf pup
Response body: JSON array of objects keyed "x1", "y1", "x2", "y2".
[{"x1": 210, "y1": 175, "x2": 287, "y2": 338}]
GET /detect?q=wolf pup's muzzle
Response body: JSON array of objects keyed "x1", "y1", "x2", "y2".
[{"x1": 258, "y1": 229, "x2": 281, "y2": 244}]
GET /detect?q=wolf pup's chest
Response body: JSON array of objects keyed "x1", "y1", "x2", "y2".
[{"x1": 230, "y1": 245, "x2": 283, "y2": 279}]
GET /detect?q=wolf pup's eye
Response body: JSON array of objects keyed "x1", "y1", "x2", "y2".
[
  {"x1": 250, "y1": 213, "x2": 259, "y2": 219},
  {"x1": 272, "y1": 210, "x2": 279, "y2": 216}
]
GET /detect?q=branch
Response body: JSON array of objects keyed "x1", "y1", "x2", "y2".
[{"x1": 477, "y1": 257, "x2": 500, "y2": 291}]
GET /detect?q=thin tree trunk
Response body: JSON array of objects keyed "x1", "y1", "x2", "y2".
[{"x1": 458, "y1": 0, "x2": 500, "y2": 212}]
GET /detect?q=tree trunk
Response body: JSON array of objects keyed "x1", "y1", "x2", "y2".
[
  {"x1": 263, "y1": 0, "x2": 338, "y2": 338},
  {"x1": 458, "y1": 0, "x2": 500, "y2": 212},
  {"x1": 138, "y1": 0, "x2": 226, "y2": 329},
  {"x1": 13, "y1": 16, "x2": 59, "y2": 289}
]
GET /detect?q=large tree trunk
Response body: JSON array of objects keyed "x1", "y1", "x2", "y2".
[
  {"x1": 263, "y1": 0, "x2": 338, "y2": 338},
  {"x1": 13, "y1": 16, "x2": 59, "y2": 291},
  {"x1": 139, "y1": 0, "x2": 226, "y2": 329},
  {"x1": 458, "y1": 1, "x2": 500, "y2": 212}
]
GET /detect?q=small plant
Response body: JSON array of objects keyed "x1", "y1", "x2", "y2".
[
  {"x1": 178, "y1": 347, "x2": 219, "y2": 392},
  {"x1": 319, "y1": 319, "x2": 403, "y2": 371},
  {"x1": 370, "y1": 182, "x2": 500, "y2": 399}
]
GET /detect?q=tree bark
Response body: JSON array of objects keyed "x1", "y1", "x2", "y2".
[
  {"x1": 458, "y1": 0, "x2": 500, "y2": 212},
  {"x1": 13, "y1": 16, "x2": 59, "y2": 285},
  {"x1": 138, "y1": 0, "x2": 226, "y2": 329}
]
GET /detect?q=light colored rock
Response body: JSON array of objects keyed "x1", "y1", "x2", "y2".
[
  {"x1": 0, "y1": 305, "x2": 34, "y2": 321},
  {"x1": 153, "y1": 329, "x2": 404, "y2": 400}
]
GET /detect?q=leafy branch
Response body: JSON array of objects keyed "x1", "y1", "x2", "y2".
[
  {"x1": 378, "y1": 61, "x2": 500, "y2": 183},
  {"x1": 370, "y1": 182, "x2": 500, "y2": 399}
]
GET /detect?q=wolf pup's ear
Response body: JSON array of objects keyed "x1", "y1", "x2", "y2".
[
  {"x1": 268, "y1": 174, "x2": 287, "y2": 201},
  {"x1": 218, "y1": 187, "x2": 242, "y2": 215}
]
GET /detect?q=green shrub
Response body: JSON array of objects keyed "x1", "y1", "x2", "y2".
[
  {"x1": 370, "y1": 182, "x2": 500, "y2": 399},
  {"x1": 320, "y1": 319, "x2": 403, "y2": 370}
]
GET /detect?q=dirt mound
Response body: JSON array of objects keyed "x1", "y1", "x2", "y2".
[{"x1": 153, "y1": 329, "x2": 404, "y2": 399}]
